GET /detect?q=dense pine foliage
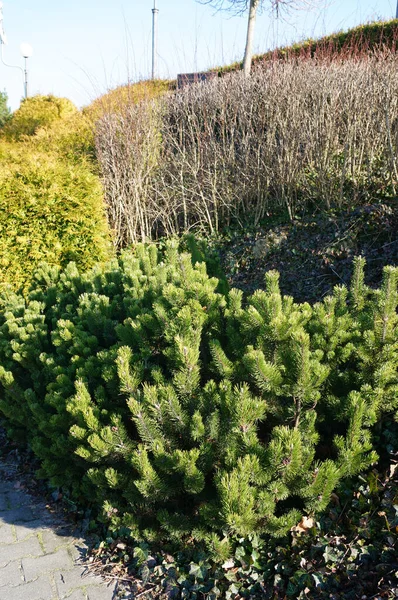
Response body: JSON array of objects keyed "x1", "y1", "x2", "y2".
[{"x1": 0, "y1": 245, "x2": 396, "y2": 560}]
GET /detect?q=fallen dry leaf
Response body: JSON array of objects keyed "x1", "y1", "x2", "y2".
[
  {"x1": 291, "y1": 516, "x2": 315, "y2": 535},
  {"x1": 389, "y1": 463, "x2": 397, "y2": 478},
  {"x1": 222, "y1": 558, "x2": 235, "y2": 569}
]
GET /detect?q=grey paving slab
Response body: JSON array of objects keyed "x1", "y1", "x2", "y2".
[
  {"x1": 0, "y1": 505, "x2": 36, "y2": 522},
  {"x1": 5, "y1": 490, "x2": 35, "y2": 507},
  {"x1": 63, "y1": 590, "x2": 88, "y2": 600},
  {"x1": 0, "y1": 481, "x2": 16, "y2": 493},
  {"x1": 0, "y1": 522, "x2": 15, "y2": 543},
  {"x1": 0, "y1": 575, "x2": 56, "y2": 600},
  {"x1": 15, "y1": 520, "x2": 52, "y2": 541},
  {"x1": 0, "y1": 559, "x2": 25, "y2": 587},
  {"x1": 55, "y1": 568, "x2": 113, "y2": 598},
  {"x1": 41, "y1": 529, "x2": 76, "y2": 554},
  {"x1": 0, "y1": 534, "x2": 43, "y2": 567},
  {"x1": 22, "y1": 547, "x2": 78, "y2": 581},
  {"x1": 0, "y1": 459, "x2": 118, "y2": 600},
  {"x1": 87, "y1": 584, "x2": 121, "y2": 600}
]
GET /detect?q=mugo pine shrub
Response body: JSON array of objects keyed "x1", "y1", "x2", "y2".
[{"x1": 0, "y1": 247, "x2": 396, "y2": 556}]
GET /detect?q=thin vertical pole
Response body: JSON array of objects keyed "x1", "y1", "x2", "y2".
[
  {"x1": 24, "y1": 56, "x2": 28, "y2": 98},
  {"x1": 152, "y1": 0, "x2": 159, "y2": 80},
  {"x1": 396, "y1": 0, "x2": 398, "y2": 19}
]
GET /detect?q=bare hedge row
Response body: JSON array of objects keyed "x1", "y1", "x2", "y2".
[{"x1": 95, "y1": 53, "x2": 398, "y2": 248}]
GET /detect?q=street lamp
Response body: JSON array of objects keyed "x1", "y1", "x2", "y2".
[
  {"x1": 20, "y1": 42, "x2": 33, "y2": 99},
  {"x1": 0, "y1": 1, "x2": 7, "y2": 45},
  {"x1": 0, "y1": 2, "x2": 32, "y2": 100},
  {"x1": 151, "y1": 0, "x2": 159, "y2": 80}
]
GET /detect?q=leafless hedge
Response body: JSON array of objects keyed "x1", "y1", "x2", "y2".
[{"x1": 95, "y1": 53, "x2": 398, "y2": 248}]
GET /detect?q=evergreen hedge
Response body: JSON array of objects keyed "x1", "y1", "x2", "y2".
[
  {"x1": 0, "y1": 143, "x2": 111, "y2": 292},
  {"x1": 0, "y1": 244, "x2": 396, "y2": 557},
  {"x1": 0, "y1": 94, "x2": 112, "y2": 293}
]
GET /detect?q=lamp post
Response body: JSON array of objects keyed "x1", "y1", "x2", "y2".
[
  {"x1": 0, "y1": 2, "x2": 33, "y2": 100},
  {"x1": 151, "y1": 0, "x2": 159, "y2": 80},
  {"x1": 20, "y1": 43, "x2": 32, "y2": 99},
  {"x1": 0, "y1": 1, "x2": 7, "y2": 45}
]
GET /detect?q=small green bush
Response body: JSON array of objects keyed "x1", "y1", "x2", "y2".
[{"x1": 0, "y1": 247, "x2": 396, "y2": 557}]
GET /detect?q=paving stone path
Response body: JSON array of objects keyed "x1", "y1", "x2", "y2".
[{"x1": 0, "y1": 460, "x2": 119, "y2": 600}]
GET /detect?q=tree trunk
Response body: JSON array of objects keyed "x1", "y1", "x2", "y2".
[{"x1": 243, "y1": 0, "x2": 260, "y2": 77}]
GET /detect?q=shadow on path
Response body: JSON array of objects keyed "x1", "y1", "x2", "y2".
[{"x1": 0, "y1": 457, "x2": 121, "y2": 600}]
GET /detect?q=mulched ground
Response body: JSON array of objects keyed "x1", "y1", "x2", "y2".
[{"x1": 216, "y1": 201, "x2": 398, "y2": 303}]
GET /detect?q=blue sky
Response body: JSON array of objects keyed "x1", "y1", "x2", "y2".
[{"x1": 0, "y1": 0, "x2": 397, "y2": 111}]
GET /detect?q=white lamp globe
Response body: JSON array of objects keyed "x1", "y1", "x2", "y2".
[{"x1": 20, "y1": 42, "x2": 33, "y2": 58}]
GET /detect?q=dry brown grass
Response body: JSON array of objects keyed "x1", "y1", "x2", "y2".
[{"x1": 85, "y1": 80, "x2": 173, "y2": 121}]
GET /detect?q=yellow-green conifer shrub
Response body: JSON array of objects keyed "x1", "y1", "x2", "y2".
[
  {"x1": 33, "y1": 110, "x2": 96, "y2": 164},
  {"x1": 0, "y1": 142, "x2": 112, "y2": 292},
  {"x1": 3, "y1": 94, "x2": 77, "y2": 140}
]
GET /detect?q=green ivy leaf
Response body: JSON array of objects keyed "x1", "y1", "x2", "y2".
[{"x1": 323, "y1": 546, "x2": 339, "y2": 564}]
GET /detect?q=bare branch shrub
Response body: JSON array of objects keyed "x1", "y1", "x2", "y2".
[
  {"x1": 96, "y1": 51, "x2": 398, "y2": 248},
  {"x1": 96, "y1": 101, "x2": 162, "y2": 246}
]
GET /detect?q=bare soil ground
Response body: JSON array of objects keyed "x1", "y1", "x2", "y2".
[{"x1": 217, "y1": 201, "x2": 398, "y2": 303}]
